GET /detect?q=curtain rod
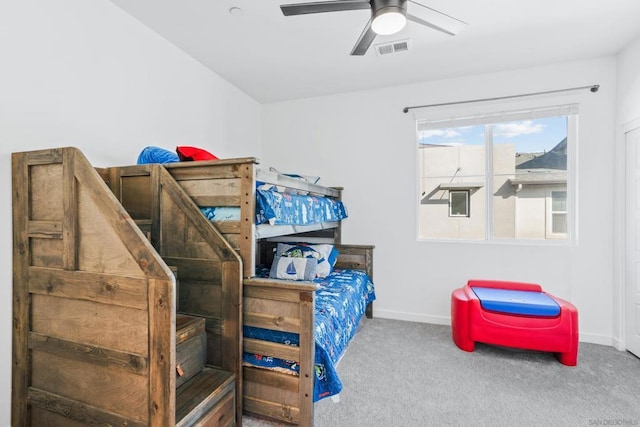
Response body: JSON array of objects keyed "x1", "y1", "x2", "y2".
[{"x1": 402, "y1": 84, "x2": 599, "y2": 114}]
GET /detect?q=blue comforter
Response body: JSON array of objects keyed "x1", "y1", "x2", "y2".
[
  {"x1": 255, "y1": 188, "x2": 348, "y2": 226},
  {"x1": 200, "y1": 188, "x2": 348, "y2": 226},
  {"x1": 243, "y1": 268, "x2": 376, "y2": 401}
]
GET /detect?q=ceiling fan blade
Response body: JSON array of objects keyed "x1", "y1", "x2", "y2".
[
  {"x1": 406, "y1": 0, "x2": 467, "y2": 36},
  {"x1": 281, "y1": 0, "x2": 371, "y2": 16},
  {"x1": 350, "y1": 18, "x2": 376, "y2": 56}
]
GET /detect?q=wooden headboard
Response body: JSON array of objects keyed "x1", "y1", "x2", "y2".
[{"x1": 258, "y1": 241, "x2": 374, "y2": 280}]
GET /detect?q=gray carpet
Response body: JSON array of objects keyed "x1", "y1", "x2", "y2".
[{"x1": 244, "y1": 318, "x2": 640, "y2": 426}]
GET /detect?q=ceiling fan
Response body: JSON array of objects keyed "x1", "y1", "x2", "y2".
[{"x1": 280, "y1": 0, "x2": 467, "y2": 56}]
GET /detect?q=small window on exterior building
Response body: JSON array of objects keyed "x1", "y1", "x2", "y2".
[
  {"x1": 449, "y1": 190, "x2": 469, "y2": 217},
  {"x1": 548, "y1": 190, "x2": 567, "y2": 237}
]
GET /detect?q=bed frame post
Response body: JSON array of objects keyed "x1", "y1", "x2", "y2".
[
  {"x1": 298, "y1": 290, "x2": 315, "y2": 426},
  {"x1": 331, "y1": 187, "x2": 343, "y2": 244},
  {"x1": 240, "y1": 161, "x2": 257, "y2": 278}
]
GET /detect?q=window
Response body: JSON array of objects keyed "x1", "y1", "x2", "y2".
[
  {"x1": 417, "y1": 104, "x2": 576, "y2": 242},
  {"x1": 548, "y1": 190, "x2": 568, "y2": 238},
  {"x1": 449, "y1": 190, "x2": 469, "y2": 217}
]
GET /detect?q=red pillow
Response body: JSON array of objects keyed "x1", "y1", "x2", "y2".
[{"x1": 176, "y1": 146, "x2": 219, "y2": 161}]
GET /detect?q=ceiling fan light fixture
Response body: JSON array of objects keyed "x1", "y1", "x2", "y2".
[
  {"x1": 371, "y1": 7, "x2": 407, "y2": 35},
  {"x1": 280, "y1": 0, "x2": 465, "y2": 55}
]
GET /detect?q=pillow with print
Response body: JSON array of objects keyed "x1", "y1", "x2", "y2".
[
  {"x1": 269, "y1": 256, "x2": 317, "y2": 281},
  {"x1": 276, "y1": 243, "x2": 336, "y2": 278}
]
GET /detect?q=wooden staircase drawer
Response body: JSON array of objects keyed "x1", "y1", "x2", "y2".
[
  {"x1": 176, "y1": 367, "x2": 235, "y2": 427},
  {"x1": 176, "y1": 314, "x2": 206, "y2": 388},
  {"x1": 192, "y1": 388, "x2": 235, "y2": 427}
]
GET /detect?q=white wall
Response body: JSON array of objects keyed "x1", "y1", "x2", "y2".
[
  {"x1": 613, "y1": 34, "x2": 640, "y2": 348},
  {"x1": 0, "y1": 1, "x2": 261, "y2": 424},
  {"x1": 617, "y1": 36, "x2": 640, "y2": 126},
  {"x1": 262, "y1": 58, "x2": 617, "y2": 345}
]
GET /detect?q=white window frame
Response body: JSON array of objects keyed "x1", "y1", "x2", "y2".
[{"x1": 416, "y1": 99, "x2": 578, "y2": 245}]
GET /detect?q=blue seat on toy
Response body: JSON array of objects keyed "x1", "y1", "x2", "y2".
[{"x1": 471, "y1": 286, "x2": 560, "y2": 317}]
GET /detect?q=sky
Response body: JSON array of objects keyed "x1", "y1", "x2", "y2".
[{"x1": 419, "y1": 116, "x2": 567, "y2": 153}]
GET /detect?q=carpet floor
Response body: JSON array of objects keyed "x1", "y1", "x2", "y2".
[{"x1": 243, "y1": 318, "x2": 640, "y2": 427}]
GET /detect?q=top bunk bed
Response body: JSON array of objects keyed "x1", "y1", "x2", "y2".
[{"x1": 127, "y1": 155, "x2": 348, "y2": 278}]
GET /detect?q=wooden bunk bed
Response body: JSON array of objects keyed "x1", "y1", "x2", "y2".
[
  {"x1": 12, "y1": 147, "x2": 242, "y2": 426},
  {"x1": 154, "y1": 157, "x2": 375, "y2": 426},
  {"x1": 13, "y1": 149, "x2": 373, "y2": 427}
]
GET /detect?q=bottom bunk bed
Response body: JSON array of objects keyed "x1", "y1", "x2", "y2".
[{"x1": 242, "y1": 243, "x2": 375, "y2": 426}]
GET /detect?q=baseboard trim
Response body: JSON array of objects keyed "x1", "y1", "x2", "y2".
[
  {"x1": 611, "y1": 336, "x2": 625, "y2": 351},
  {"x1": 374, "y1": 309, "x2": 450, "y2": 326},
  {"x1": 373, "y1": 310, "x2": 618, "y2": 347},
  {"x1": 575, "y1": 333, "x2": 613, "y2": 346}
]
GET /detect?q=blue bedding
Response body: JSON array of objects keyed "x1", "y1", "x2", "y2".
[
  {"x1": 201, "y1": 188, "x2": 348, "y2": 226},
  {"x1": 255, "y1": 188, "x2": 348, "y2": 226},
  {"x1": 243, "y1": 268, "x2": 376, "y2": 401}
]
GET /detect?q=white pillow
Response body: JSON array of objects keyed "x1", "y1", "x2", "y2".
[
  {"x1": 276, "y1": 243, "x2": 335, "y2": 278},
  {"x1": 269, "y1": 256, "x2": 317, "y2": 281}
]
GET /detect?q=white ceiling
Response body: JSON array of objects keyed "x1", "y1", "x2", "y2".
[{"x1": 108, "y1": 0, "x2": 640, "y2": 103}]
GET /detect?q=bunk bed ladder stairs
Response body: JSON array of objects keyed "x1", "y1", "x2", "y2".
[
  {"x1": 100, "y1": 162, "x2": 243, "y2": 426},
  {"x1": 175, "y1": 313, "x2": 235, "y2": 426},
  {"x1": 10, "y1": 147, "x2": 242, "y2": 426}
]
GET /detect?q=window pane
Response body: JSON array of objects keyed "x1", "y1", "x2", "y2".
[
  {"x1": 552, "y1": 191, "x2": 567, "y2": 211},
  {"x1": 492, "y1": 116, "x2": 568, "y2": 240},
  {"x1": 418, "y1": 125, "x2": 485, "y2": 239},
  {"x1": 450, "y1": 191, "x2": 468, "y2": 216},
  {"x1": 552, "y1": 213, "x2": 567, "y2": 234}
]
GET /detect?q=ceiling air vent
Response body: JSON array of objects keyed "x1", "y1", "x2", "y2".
[{"x1": 375, "y1": 39, "x2": 411, "y2": 56}]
